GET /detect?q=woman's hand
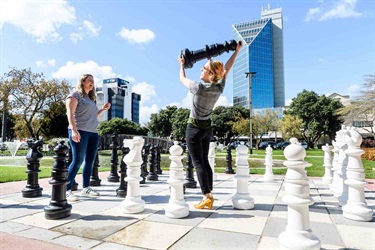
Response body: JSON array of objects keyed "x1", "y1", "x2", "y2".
[
  {"x1": 102, "y1": 102, "x2": 111, "y2": 110},
  {"x1": 178, "y1": 55, "x2": 185, "y2": 67},
  {"x1": 236, "y1": 40, "x2": 243, "y2": 52},
  {"x1": 72, "y1": 129, "x2": 81, "y2": 143}
]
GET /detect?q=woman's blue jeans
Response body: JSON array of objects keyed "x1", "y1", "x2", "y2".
[{"x1": 67, "y1": 129, "x2": 99, "y2": 191}]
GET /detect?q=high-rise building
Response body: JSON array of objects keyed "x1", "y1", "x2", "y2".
[
  {"x1": 232, "y1": 4, "x2": 285, "y2": 109},
  {"x1": 96, "y1": 78, "x2": 141, "y2": 124}
]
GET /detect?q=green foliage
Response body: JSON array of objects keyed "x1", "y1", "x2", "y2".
[
  {"x1": 281, "y1": 114, "x2": 303, "y2": 140},
  {"x1": 0, "y1": 68, "x2": 70, "y2": 139},
  {"x1": 171, "y1": 108, "x2": 190, "y2": 141},
  {"x1": 97, "y1": 117, "x2": 148, "y2": 135},
  {"x1": 211, "y1": 105, "x2": 249, "y2": 144},
  {"x1": 147, "y1": 105, "x2": 177, "y2": 137},
  {"x1": 0, "y1": 113, "x2": 16, "y2": 140},
  {"x1": 40, "y1": 101, "x2": 69, "y2": 139},
  {"x1": 286, "y1": 90, "x2": 344, "y2": 148}
]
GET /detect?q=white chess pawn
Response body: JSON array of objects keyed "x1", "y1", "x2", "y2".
[
  {"x1": 263, "y1": 145, "x2": 275, "y2": 181},
  {"x1": 208, "y1": 142, "x2": 218, "y2": 181},
  {"x1": 165, "y1": 141, "x2": 189, "y2": 218},
  {"x1": 231, "y1": 142, "x2": 254, "y2": 210},
  {"x1": 278, "y1": 138, "x2": 321, "y2": 250},
  {"x1": 322, "y1": 143, "x2": 333, "y2": 183}
]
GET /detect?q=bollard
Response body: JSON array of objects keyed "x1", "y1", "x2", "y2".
[
  {"x1": 107, "y1": 134, "x2": 120, "y2": 182},
  {"x1": 44, "y1": 141, "x2": 72, "y2": 220},
  {"x1": 184, "y1": 150, "x2": 197, "y2": 188},
  {"x1": 117, "y1": 146, "x2": 130, "y2": 198},
  {"x1": 22, "y1": 139, "x2": 43, "y2": 198},
  {"x1": 225, "y1": 146, "x2": 235, "y2": 174}
]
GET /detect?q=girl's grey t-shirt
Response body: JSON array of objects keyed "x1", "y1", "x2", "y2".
[
  {"x1": 67, "y1": 91, "x2": 99, "y2": 133},
  {"x1": 189, "y1": 77, "x2": 226, "y2": 120}
]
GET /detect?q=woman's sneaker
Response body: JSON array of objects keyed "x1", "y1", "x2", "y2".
[
  {"x1": 80, "y1": 187, "x2": 100, "y2": 197},
  {"x1": 66, "y1": 190, "x2": 78, "y2": 202}
]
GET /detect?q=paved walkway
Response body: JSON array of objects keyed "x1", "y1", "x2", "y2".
[{"x1": 1, "y1": 171, "x2": 374, "y2": 250}]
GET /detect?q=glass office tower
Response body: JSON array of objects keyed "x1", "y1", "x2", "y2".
[{"x1": 232, "y1": 5, "x2": 285, "y2": 109}]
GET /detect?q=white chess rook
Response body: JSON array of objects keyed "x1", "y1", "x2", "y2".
[
  {"x1": 278, "y1": 138, "x2": 321, "y2": 250},
  {"x1": 263, "y1": 145, "x2": 275, "y2": 181},
  {"x1": 231, "y1": 142, "x2": 254, "y2": 210},
  {"x1": 165, "y1": 141, "x2": 189, "y2": 218},
  {"x1": 322, "y1": 143, "x2": 333, "y2": 183},
  {"x1": 208, "y1": 142, "x2": 218, "y2": 181},
  {"x1": 342, "y1": 127, "x2": 373, "y2": 221},
  {"x1": 121, "y1": 136, "x2": 145, "y2": 214},
  {"x1": 337, "y1": 127, "x2": 350, "y2": 206}
]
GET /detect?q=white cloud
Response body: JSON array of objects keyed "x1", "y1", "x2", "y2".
[
  {"x1": 139, "y1": 104, "x2": 159, "y2": 125},
  {"x1": 36, "y1": 59, "x2": 56, "y2": 67},
  {"x1": 52, "y1": 60, "x2": 116, "y2": 86},
  {"x1": 117, "y1": 28, "x2": 156, "y2": 44},
  {"x1": 70, "y1": 20, "x2": 101, "y2": 43},
  {"x1": 215, "y1": 95, "x2": 232, "y2": 107},
  {"x1": 305, "y1": 0, "x2": 362, "y2": 22},
  {"x1": 0, "y1": 0, "x2": 76, "y2": 43},
  {"x1": 285, "y1": 99, "x2": 293, "y2": 106},
  {"x1": 132, "y1": 81, "x2": 157, "y2": 102}
]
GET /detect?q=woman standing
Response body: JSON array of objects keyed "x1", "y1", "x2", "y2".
[
  {"x1": 65, "y1": 74, "x2": 111, "y2": 201},
  {"x1": 178, "y1": 41, "x2": 242, "y2": 209}
]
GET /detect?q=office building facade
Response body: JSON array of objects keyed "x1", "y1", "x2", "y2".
[
  {"x1": 232, "y1": 5, "x2": 285, "y2": 109},
  {"x1": 96, "y1": 78, "x2": 141, "y2": 124}
]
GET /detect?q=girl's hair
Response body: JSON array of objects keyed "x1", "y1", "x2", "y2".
[
  {"x1": 75, "y1": 74, "x2": 96, "y2": 101},
  {"x1": 208, "y1": 59, "x2": 225, "y2": 84}
]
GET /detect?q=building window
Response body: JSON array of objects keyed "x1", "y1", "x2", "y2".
[{"x1": 353, "y1": 121, "x2": 373, "y2": 127}]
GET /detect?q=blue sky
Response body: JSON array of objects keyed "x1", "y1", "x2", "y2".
[{"x1": 1, "y1": 0, "x2": 374, "y2": 125}]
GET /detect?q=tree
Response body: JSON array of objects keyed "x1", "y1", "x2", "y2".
[
  {"x1": 281, "y1": 114, "x2": 303, "y2": 140},
  {"x1": 338, "y1": 74, "x2": 375, "y2": 136},
  {"x1": 211, "y1": 105, "x2": 249, "y2": 144},
  {"x1": 147, "y1": 105, "x2": 177, "y2": 138},
  {"x1": 252, "y1": 110, "x2": 281, "y2": 148},
  {"x1": 0, "y1": 112, "x2": 16, "y2": 140},
  {"x1": 97, "y1": 118, "x2": 148, "y2": 135},
  {"x1": 286, "y1": 90, "x2": 344, "y2": 148},
  {"x1": 171, "y1": 108, "x2": 190, "y2": 141},
  {"x1": 40, "y1": 101, "x2": 69, "y2": 139},
  {"x1": 0, "y1": 68, "x2": 70, "y2": 139}
]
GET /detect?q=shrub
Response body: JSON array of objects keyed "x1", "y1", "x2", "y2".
[{"x1": 362, "y1": 148, "x2": 375, "y2": 161}]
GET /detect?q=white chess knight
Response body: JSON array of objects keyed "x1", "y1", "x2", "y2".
[
  {"x1": 208, "y1": 142, "x2": 218, "y2": 181},
  {"x1": 231, "y1": 142, "x2": 254, "y2": 210},
  {"x1": 165, "y1": 141, "x2": 189, "y2": 218},
  {"x1": 278, "y1": 138, "x2": 321, "y2": 250},
  {"x1": 121, "y1": 136, "x2": 145, "y2": 214},
  {"x1": 342, "y1": 127, "x2": 373, "y2": 221}
]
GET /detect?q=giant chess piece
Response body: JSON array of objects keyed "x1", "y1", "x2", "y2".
[
  {"x1": 117, "y1": 146, "x2": 130, "y2": 198},
  {"x1": 183, "y1": 150, "x2": 197, "y2": 188},
  {"x1": 322, "y1": 143, "x2": 333, "y2": 183},
  {"x1": 342, "y1": 127, "x2": 373, "y2": 221},
  {"x1": 147, "y1": 145, "x2": 159, "y2": 181},
  {"x1": 44, "y1": 141, "x2": 72, "y2": 220},
  {"x1": 329, "y1": 139, "x2": 340, "y2": 193},
  {"x1": 231, "y1": 142, "x2": 254, "y2": 210},
  {"x1": 337, "y1": 127, "x2": 350, "y2": 206},
  {"x1": 278, "y1": 138, "x2": 321, "y2": 250},
  {"x1": 108, "y1": 134, "x2": 120, "y2": 182},
  {"x1": 263, "y1": 145, "x2": 275, "y2": 181},
  {"x1": 156, "y1": 145, "x2": 162, "y2": 175},
  {"x1": 22, "y1": 139, "x2": 43, "y2": 197},
  {"x1": 208, "y1": 142, "x2": 217, "y2": 181},
  {"x1": 180, "y1": 40, "x2": 239, "y2": 69},
  {"x1": 225, "y1": 145, "x2": 235, "y2": 174},
  {"x1": 121, "y1": 136, "x2": 145, "y2": 213},
  {"x1": 165, "y1": 141, "x2": 189, "y2": 218},
  {"x1": 90, "y1": 150, "x2": 101, "y2": 186}
]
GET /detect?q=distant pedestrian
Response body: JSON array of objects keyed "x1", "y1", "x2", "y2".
[
  {"x1": 178, "y1": 40, "x2": 242, "y2": 209},
  {"x1": 65, "y1": 74, "x2": 111, "y2": 201}
]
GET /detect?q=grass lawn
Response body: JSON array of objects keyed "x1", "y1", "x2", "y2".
[{"x1": 0, "y1": 149, "x2": 374, "y2": 183}]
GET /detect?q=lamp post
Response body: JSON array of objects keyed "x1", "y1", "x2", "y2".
[{"x1": 245, "y1": 72, "x2": 256, "y2": 154}]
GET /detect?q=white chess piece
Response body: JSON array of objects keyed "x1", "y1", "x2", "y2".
[
  {"x1": 263, "y1": 145, "x2": 275, "y2": 181},
  {"x1": 231, "y1": 142, "x2": 254, "y2": 210},
  {"x1": 121, "y1": 136, "x2": 145, "y2": 214},
  {"x1": 322, "y1": 143, "x2": 333, "y2": 183},
  {"x1": 278, "y1": 138, "x2": 321, "y2": 250},
  {"x1": 165, "y1": 141, "x2": 189, "y2": 218},
  {"x1": 208, "y1": 142, "x2": 218, "y2": 181}
]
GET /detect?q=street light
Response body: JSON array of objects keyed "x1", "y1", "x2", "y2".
[{"x1": 245, "y1": 72, "x2": 256, "y2": 154}]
